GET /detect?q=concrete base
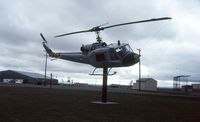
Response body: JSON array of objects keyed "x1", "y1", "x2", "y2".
[{"x1": 91, "y1": 101, "x2": 118, "y2": 104}]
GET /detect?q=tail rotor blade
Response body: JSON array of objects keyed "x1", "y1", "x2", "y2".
[{"x1": 40, "y1": 33, "x2": 47, "y2": 43}]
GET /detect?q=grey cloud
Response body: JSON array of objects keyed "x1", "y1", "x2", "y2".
[{"x1": 0, "y1": 0, "x2": 200, "y2": 86}]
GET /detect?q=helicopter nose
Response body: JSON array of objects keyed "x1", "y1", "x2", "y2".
[{"x1": 123, "y1": 53, "x2": 140, "y2": 66}]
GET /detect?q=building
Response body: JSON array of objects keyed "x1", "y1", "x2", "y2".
[
  {"x1": 182, "y1": 85, "x2": 193, "y2": 92},
  {"x1": 109, "y1": 84, "x2": 121, "y2": 88},
  {"x1": 181, "y1": 84, "x2": 200, "y2": 92},
  {"x1": 73, "y1": 82, "x2": 88, "y2": 87},
  {"x1": 132, "y1": 78, "x2": 157, "y2": 91},
  {"x1": 192, "y1": 84, "x2": 200, "y2": 91},
  {"x1": 0, "y1": 70, "x2": 58, "y2": 85}
]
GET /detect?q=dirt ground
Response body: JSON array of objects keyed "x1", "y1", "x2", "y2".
[{"x1": 0, "y1": 85, "x2": 200, "y2": 122}]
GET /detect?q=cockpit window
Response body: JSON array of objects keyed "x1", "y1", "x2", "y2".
[
  {"x1": 124, "y1": 44, "x2": 133, "y2": 52},
  {"x1": 115, "y1": 44, "x2": 133, "y2": 58},
  {"x1": 116, "y1": 47, "x2": 123, "y2": 52}
]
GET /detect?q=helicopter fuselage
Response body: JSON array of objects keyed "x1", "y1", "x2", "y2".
[{"x1": 43, "y1": 41, "x2": 140, "y2": 68}]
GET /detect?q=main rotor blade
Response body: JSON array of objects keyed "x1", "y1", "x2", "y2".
[
  {"x1": 40, "y1": 33, "x2": 47, "y2": 43},
  {"x1": 55, "y1": 30, "x2": 91, "y2": 38},
  {"x1": 102, "y1": 17, "x2": 172, "y2": 30},
  {"x1": 54, "y1": 17, "x2": 171, "y2": 38}
]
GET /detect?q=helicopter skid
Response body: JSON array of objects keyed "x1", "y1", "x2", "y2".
[{"x1": 89, "y1": 67, "x2": 117, "y2": 76}]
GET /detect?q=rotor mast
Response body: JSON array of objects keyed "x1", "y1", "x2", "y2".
[{"x1": 95, "y1": 31, "x2": 102, "y2": 43}]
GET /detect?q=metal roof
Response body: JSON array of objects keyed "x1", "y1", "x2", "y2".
[
  {"x1": 15, "y1": 70, "x2": 51, "y2": 79},
  {"x1": 136, "y1": 78, "x2": 157, "y2": 82}
]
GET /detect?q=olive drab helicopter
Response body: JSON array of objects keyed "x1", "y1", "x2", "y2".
[{"x1": 40, "y1": 17, "x2": 171, "y2": 103}]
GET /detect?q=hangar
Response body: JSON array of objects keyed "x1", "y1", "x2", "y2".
[
  {"x1": 0, "y1": 70, "x2": 58, "y2": 85},
  {"x1": 132, "y1": 78, "x2": 157, "y2": 91}
]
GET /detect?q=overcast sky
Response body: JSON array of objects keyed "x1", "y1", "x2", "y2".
[{"x1": 0, "y1": 0, "x2": 200, "y2": 87}]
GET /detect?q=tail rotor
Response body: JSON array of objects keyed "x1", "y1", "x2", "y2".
[{"x1": 40, "y1": 33, "x2": 48, "y2": 43}]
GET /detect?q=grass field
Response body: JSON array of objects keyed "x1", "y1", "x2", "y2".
[{"x1": 0, "y1": 86, "x2": 200, "y2": 122}]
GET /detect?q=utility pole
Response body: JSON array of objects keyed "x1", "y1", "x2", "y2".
[
  {"x1": 40, "y1": 33, "x2": 48, "y2": 87},
  {"x1": 44, "y1": 52, "x2": 47, "y2": 86},
  {"x1": 137, "y1": 49, "x2": 141, "y2": 91}
]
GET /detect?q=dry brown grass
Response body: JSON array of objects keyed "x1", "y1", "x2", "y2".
[{"x1": 0, "y1": 86, "x2": 200, "y2": 122}]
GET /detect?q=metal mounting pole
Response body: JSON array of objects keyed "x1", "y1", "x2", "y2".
[{"x1": 102, "y1": 67, "x2": 108, "y2": 102}]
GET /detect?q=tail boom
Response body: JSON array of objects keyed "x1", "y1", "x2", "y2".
[{"x1": 43, "y1": 42, "x2": 60, "y2": 58}]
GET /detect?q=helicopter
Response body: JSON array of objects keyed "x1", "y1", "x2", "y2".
[
  {"x1": 41, "y1": 17, "x2": 171, "y2": 75},
  {"x1": 41, "y1": 17, "x2": 171, "y2": 103}
]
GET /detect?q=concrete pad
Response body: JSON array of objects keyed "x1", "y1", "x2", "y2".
[{"x1": 91, "y1": 101, "x2": 118, "y2": 104}]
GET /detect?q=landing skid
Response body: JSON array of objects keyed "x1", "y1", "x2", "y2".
[{"x1": 89, "y1": 67, "x2": 117, "y2": 76}]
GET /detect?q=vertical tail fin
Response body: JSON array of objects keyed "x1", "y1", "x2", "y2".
[{"x1": 40, "y1": 33, "x2": 60, "y2": 58}]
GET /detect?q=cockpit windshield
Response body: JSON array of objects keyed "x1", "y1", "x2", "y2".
[
  {"x1": 115, "y1": 44, "x2": 133, "y2": 58},
  {"x1": 124, "y1": 44, "x2": 133, "y2": 53}
]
